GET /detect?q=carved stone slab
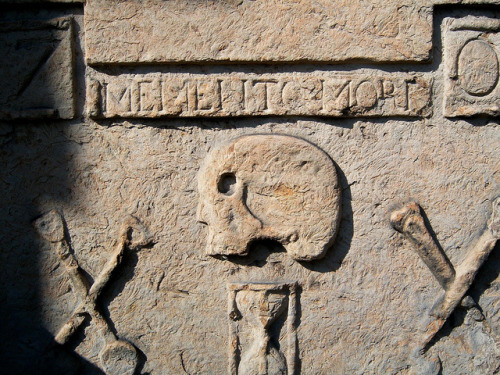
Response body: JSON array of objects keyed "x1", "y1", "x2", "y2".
[
  {"x1": 197, "y1": 134, "x2": 341, "y2": 261},
  {"x1": 87, "y1": 71, "x2": 432, "y2": 118},
  {"x1": 0, "y1": 17, "x2": 75, "y2": 120},
  {"x1": 3, "y1": 3, "x2": 500, "y2": 375},
  {"x1": 84, "y1": 0, "x2": 432, "y2": 64},
  {"x1": 444, "y1": 16, "x2": 500, "y2": 117}
]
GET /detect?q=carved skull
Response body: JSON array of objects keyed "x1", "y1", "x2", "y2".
[{"x1": 197, "y1": 134, "x2": 341, "y2": 261}]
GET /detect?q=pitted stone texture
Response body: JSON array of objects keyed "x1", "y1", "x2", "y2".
[
  {"x1": 84, "y1": 0, "x2": 433, "y2": 64},
  {"x1": 444, "y1": 16, "x2": 500, "y2": 117},
  {"x1": 3, "y1": 3, "x2": 500, "y2": 375},
  {"x1": 2, "y1": 119, "x2": 500, "y2": 374},
  {"x1": 197, "y1": 135, "x2": 341, "y2": 261}
]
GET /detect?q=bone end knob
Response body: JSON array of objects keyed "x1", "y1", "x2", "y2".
[
  {"x1": 122, "y1": 215, "x2": 153, "y2": 250},
  {"x1": 390, "y1": 201, "x2": 421, "y2": 233},
  {"x1": 33, "y1": 210, "x2": 65, "y2": 243}
]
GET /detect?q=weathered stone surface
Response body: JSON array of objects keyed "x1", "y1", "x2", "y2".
[
  {"x1": 84, "y1": 0, "x2": 433, "y2": 64},
  {"x1": 87, "y1": 71, "x2": 433, "y2": 118},
  {"x1": 3, "y1": 117, "x2": 498, "y2": 375},
  {"x1": 444, "y1": 16, "x2": 500, "y2": 117},
  {"x1": 0, "y1": 17, "x2": 75, "y2": 119},
  {"x1": 3, "y1": 121, "x2": 500, "y2": 374},
  {"x1": 197, "y1": 134, "x2": 341, "y2": 261},
  {"x1": 1, "y1": 3, "x2": 500, "y2": 375}
]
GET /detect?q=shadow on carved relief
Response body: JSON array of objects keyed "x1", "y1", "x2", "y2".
[
  {"x1": 213, "y1": 173, "x2": 352, "y2": 274},
  {"x1": 197, "y1": 134, "x2": 353, "y2": 271},
  {"x1": 0, "y1": 6, "x2": 102, "y2": 374},
  {"x1": 0, "y1": 123, "x2": 93, "y2": 374},
  {"x1": 429, "y1": 240, "x2": 500, "y2": 350},
  {"x1": 298, "y1": 162, "x2": 353, "y2": 274},
  {"x1": 39, "y1": 333, "x2": 106, "y2": 375},
  {"x1": 390, "y1": 197, "x2": 500, "y2": 354},
  {"x1": 98, "y1": 240, "x2": 154, "y2": 375},
  {"x1": 33, "y1": 210, "x2": 153, "y2": 375},
  {"x1": 221, "y1": 239, "x2": 287, "y2": 268}
]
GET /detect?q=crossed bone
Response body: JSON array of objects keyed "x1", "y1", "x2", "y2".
[
  {"x1": 390, "y1": 197, "x2": 500, "y2": 352},
  {"x1": 34, "y1": 210, "x2": 152, "y2": 375}
]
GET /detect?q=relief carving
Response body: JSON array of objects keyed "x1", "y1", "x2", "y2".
[
  {"x1": 444, "y1": 16, "x2": 500, "y2": 117},
  {"x1": 197, "y1": 134, "x2": 341, "y2": 261},
  {"x1": 34, "y1": 210, "x2": 152, "y2": 375},
  {"x1": 228, "y1": 282, "x2": 298, "y2": 375},
  {"x1": 1, "y1": 2, "x2": 500, "y2": 374},
  {"x1": 390, "y1": 197, "x2": 500, "y2": 351},
  {"x1": 0, "y1": 17, "x2": 75, "y2": 120}
]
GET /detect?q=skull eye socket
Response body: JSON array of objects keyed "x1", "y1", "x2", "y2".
[{"x1": 218, "y1": 173, "x2": 237, "y2": 196}]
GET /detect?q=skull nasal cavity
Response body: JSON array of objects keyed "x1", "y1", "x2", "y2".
[{"x1": 218, "y1": 173, "x2": 237, "y2": 196}]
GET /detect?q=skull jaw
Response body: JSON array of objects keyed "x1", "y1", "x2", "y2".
[
  {"x1": 205, "y1": 240, "x2": 250, "y2": 257},
  {"x1": 205, "y1": 225, "x2": 332, "y2": 261},
  {"x1": 285, "y1": 240, "x2": 330, "y2": 262},
  {"x1": 204, "y1": 222, "x2": 261, "y2": 257}
]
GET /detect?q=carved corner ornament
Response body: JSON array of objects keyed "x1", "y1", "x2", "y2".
[{"x1": 444, "y1": 16, "x2": 500, "y2": 117}]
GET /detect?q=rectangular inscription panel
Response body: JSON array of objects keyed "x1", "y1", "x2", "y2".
[
  {"x1": 87, "y1": 71, "x2": 432, "y2": 119},
  {"x1": 85, "y1": 0, "x2": 432, "y2": 64}
]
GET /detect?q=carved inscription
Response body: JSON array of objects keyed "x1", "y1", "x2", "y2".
[
  {"x1": 0, "y1": 17, "x2": 75, "y2": 120},
  {"x1": 87, "y1": 72, "x2": 432, "y2": 118},
  {"x1": 228, "y1": 282, "x2": 298, "y2": 375},
  {"x1": 34, "y1": 211, "x2": 153, "y2": 375},
  {"x1": 391, "y1": 198, "x2": 500, "y2": 351},
  {"x1": 197, "y1": 134, "x2": 341, "y2": 261},
  {"x1": 444, "y1": 16, "x2": 500, "y2": 117}
]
